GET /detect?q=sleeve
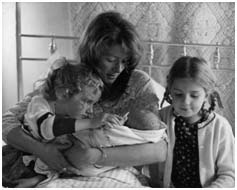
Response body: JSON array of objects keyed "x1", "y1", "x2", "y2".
[
  {"x1": 208, "y1": 119, "x2": 235, "y2": 187},
  {"x1": 2, "y1": 90, "x2": 38, "y2": 144},
  {"x1": 25, "y1": 96, "x2": 76, "y2": 141},
  {"x1": 25, "y1": 96, "x2": 54, "y2": 140},
  {"x1": 126, "y1": 71, "x2": 167, "y2": 130}
]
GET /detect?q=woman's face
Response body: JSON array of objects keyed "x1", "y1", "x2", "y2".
[
  {"x1": 97, "y1": 45, "x2": 129, "y2": 85},
  {"x1": 170, "y1": 78, "x2": 207, "y2": 123}
]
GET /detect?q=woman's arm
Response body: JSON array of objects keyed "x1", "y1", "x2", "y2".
[
  {"x1": 7, "y1": 126, "x2": 72, "y2": 172},
  {"x1": 65, "y1": 139, "x2": 167, "y2": 169},
  {"x1": 2, "y1": 90, "x2": 39, "y2": 143},
  {"x1": 3, "y1": 98, "x2": 31, "y2": 144},
  {"x1": 3, "y1": 91, "x2": 72, "y2": 172},
  {"x1": 98, "y1": 139, "x2": 167, "y2": 166}
]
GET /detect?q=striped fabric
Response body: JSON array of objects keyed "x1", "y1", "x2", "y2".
[{"x1": 37, "y1": 167, "x2": 149, "y2": 188}]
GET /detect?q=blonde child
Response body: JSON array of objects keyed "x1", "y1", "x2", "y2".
[
  {"x1": 22, "y1": 58, "x2": 121, "y2": 182},
  {"x1": 2, "y1": 57, "x2": 122, "y2": 187},
  {"x1": 158, "y1": 56, "x2": 234, "y2": 187}
]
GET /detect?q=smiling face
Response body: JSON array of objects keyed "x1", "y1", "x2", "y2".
[
  {"x1": 170, "y1": 78, "x2": 207, "y2": 123},
  {"x1": 97, "y1": 45, "x2": 129, "y2": 85}
]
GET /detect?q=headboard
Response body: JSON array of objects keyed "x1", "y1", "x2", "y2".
[{"x1": 15, "y1": 3, "x2": 235, "y2": 132}]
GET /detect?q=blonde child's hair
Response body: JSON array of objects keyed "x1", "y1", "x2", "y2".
[
  {"x1": 37, "y1": 57, "x2": 103, "y2": 101},
  {"x1": 161, "y1": 56, "x2": 223, "y2": 116}
]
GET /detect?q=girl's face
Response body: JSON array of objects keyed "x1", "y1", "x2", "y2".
[
  {"x1": 66, "y1": 84, "x2": 101, "y2": 119},
  {"x1": 97, "y1": 45, "x2": 129, "y2": 85},
  {"x1": 170, "y1": 78, "x2": 207, "y2": 123}
]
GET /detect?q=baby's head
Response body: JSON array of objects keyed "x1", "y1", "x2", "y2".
[
  {"x1": 162, "y1": 56, "x2": 221, "y2": 121},
  {"x1": 40, "y1": 58, "x2": 103, "y2": 118}
]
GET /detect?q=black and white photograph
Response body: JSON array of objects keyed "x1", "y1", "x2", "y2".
[{"x1": 2, "y1": 1, "x2": 235, "y2": 188}]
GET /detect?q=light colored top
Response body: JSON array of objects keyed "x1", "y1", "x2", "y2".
[
  {"x1": 159, "y1": 106, "x2": 235, "y2": 188},
  {"x1": 24, "y1": 95, "x2": 56, "y2": 141}
]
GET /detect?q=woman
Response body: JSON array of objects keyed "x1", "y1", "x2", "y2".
[{"x1": 3, "y1": 11, "x2": 167, "y2": 187}]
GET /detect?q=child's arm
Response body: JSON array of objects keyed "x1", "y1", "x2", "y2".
[
  {"x1": 29, "y1": 114, "x2": 97, "y2": 140},
  {"x1": 27, "y1": 96, "x2": 125, "y2": 140},
  {"x1": 25, "y1": 96, "x2": 79, "y2": 140},
  {"x1": 207, "y1": 119, "x2": 235, "y2": 188},
  {"x1": 52, "y1": 113, "x2": 125, "y2": 137}
]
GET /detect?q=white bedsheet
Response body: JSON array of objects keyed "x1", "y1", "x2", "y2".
[{"x1": 37, "y1": 167, "x2": 150, "y2": 188}]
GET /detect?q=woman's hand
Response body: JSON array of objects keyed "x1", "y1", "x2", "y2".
[
  {"x1": 7, "y1": 126, "x2": 76, "y2": 173},
  {"x1": 64, "y1": 141, "x2": 101, "y2": 170},
  {"x1": 35, "y1": 142, "x2": 73, "y2": 172}
]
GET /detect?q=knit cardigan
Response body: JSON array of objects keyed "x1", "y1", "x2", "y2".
[{"x1": 159, "y1": 106, "x2": 234, "y2": 188}]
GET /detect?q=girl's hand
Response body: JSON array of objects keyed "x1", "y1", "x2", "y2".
[{"x1": 35, "y1": 142, "x2": 73, "y2": 172}]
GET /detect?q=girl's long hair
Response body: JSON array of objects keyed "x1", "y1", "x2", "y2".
[{"x1": 78, "y1": 11, "x2": 144, "y2": 101}]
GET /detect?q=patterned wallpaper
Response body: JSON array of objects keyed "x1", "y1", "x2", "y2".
[{"x1": 69, "y1": 2, "x2": 235, "y2": 132}]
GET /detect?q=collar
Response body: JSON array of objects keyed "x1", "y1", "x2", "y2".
[{"x1": 172, "y1": 108, "x2": 216, "y2": 129}]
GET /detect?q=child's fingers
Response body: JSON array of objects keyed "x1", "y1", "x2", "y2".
[
  {"x1": 122, "y1": 112, "x2": 129, "y2": 122},
  {"x1": 109, "y1": 116, "x2": 123, "y2": 126},
  {"x1": 123, "y1": 112, "x2": 129, "y2": 119},
  {"x1": 103, "y1": 114, "x2": 120, "y2": 125},
  {"x1": 103, "y1": 122, "x2": 115, "y2": 129},
  {"x1": 102, "y1": 113, "x2": 128, "y2": 126}
]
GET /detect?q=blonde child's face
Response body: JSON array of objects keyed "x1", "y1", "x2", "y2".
[
  {"x1": 66, "y1": 80, "x2": 102, "y2": 119},
  {"x1": 170, "y1": 78, "x2": 207, "y2": 123}
]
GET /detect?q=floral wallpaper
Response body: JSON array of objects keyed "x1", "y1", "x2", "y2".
[{"x1": 69, "y1": 2, "x2": 235, "y2": 132}]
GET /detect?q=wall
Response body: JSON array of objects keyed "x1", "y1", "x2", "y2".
[
  {"x1": 2, "y1": 2, "x2": 235, "y2": 131},
  {"x1": 69, "y1": 2, "x2": 235, "y2": 131},
  {"x1": 2, "y1": 2, "x2": 72, "y2": 112},
  {"x1": 20, "y1": 2, "x2": 73, "y2": 98},
  {"x1": 2, "y1": 3, "x2": 18, "y2": 113}
]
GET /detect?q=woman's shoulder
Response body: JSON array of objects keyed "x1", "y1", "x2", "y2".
[
  {"x1": 125, "y1": 69, "x2": 151, "y2": 94},
  {"x1": 128, "y1": 70, "x2": 166, "y2": 100},
  {"x1": 129, "y1": 69, "x2": 158, "y2": 91},
  {"x1": 130, "y1": 69, "x2": 150, "y2": 82}
]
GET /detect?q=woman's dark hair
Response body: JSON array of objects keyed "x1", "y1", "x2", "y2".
[{"x1": 78, "y1": 11, "x2": 143, "y2": 101}]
